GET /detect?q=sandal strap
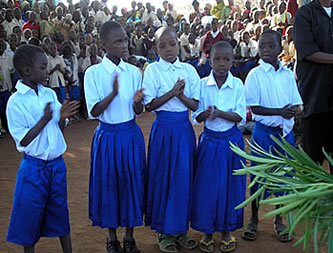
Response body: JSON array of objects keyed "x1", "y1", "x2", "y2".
[{"x1": 199, "y1": 239, "x2": 214, "y2": 247}]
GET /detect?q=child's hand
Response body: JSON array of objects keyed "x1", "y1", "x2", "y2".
[
  {"x1": 171, "y1": 78, "x2": 185, "y2": 97},
  {"x1": 176, "y1": 80, "x2": 186, "y2": 99},
  {"x1": 209, "y1": 106, "x2": 221, "y2": 121},
  {"x1": 60, "y1": 100, "x2": 80, "y2": 120},
  {"x1": 42, "y1": 102, "x2": 53, "y2": 122},
  {"x1": 112, "y1": 75, "x2": 119, "y2": 95},
  {"x1": 280, "y1": 104, "x2": 297, "y2": 119},
  {"x1": 201, "y1": 106, "x2": 213, "y2": 120},
  {"x1": 133, "y1": 88, "x2": 145, "y2": 103}
]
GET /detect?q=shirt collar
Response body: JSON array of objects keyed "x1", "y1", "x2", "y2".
[
  {"x1": 158, "y1": 57, "x2": 182, "y2": 71},
  {"x1": 259, "y1": 59, "x2": 284, "y2": 73},
  {"x1": 206, "y1": 71, "x2": 233, "y2": 89},
  {"x1": 15, "y1": 80, "x2": 47, "y2": 95},
  {"x1": 102, "y1": 55, "x2": 126, "y2": 75}
]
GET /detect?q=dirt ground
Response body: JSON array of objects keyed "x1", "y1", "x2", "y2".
[{"x1": 0, "y1": 112, "x2": 324, "y2": 253}]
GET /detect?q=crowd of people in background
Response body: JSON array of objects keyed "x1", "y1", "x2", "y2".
[{"x1": 0, "y1": 0, "x2": 304, "y2": 137}]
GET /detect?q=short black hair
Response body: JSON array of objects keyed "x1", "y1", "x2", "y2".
[
  {"x1": 210, "y1": 41, "x2": 234, "y2": 57},
  {"x1": 28, "y1": 37, "x2": 40, "y2": 46},
  {"x1": 100, "y1": 21, "x2": 122, "y2": 41},
  {"x1": 260, "y1": 29, "x2": 281, "y2": 45},
  {"x1": 13, "y1": 44, "x2": 45, "y2": 77},
  {"x1": 155, "y1": 26, "x2": 177, "y2": 44}
]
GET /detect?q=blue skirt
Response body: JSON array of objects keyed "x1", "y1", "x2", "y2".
[
  {"x1": 7, "y1": 154, "x2": 70, "y2": 246},
  {"x1": 250, "y1": 122, "x2": 295, "y2": 198},
  {"x1": 145, "y1": 111, "x2": 196, "y2": 235},
  {"x1": 191, "y1": 125, "x2": 246, "y2": 233},
  {"x1": 89, "y1": 119, "x2": 145, "y2": 228},
  {"x1": 69, "y1": 85, "x2": 80, "y2": 101}
]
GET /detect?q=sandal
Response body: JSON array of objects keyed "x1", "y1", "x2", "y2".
[
  {"x1": 220, "y1": 236, "x2": 236, "y2": 253},
  {"x1": 173, "y1": 234, "x2": 198, "y2": 249},
  {"x1": 242, "y1": 221, "x2": 258, "y2": 241},
  {"x1": 199, "y1": 239, "x2": 214, "y2": 253},
  {"x1": 106, "y1": 239, "x2": 123, "y2": 253},
  {"x1": 123, "y1": 238, "x2": 140, "y2": 253},
  {"x1": 274, "y1": 221, "x2": 292, "y2": 243},
  {"x1": 157, "y1": 234, "x2": 179, "y2": 253}
]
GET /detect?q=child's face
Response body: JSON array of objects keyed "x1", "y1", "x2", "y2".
[
  {"x1": 29, "y1": 52, "x2": 49, "y2": 84},
  {"x1": 32, "y1": 29, "x2": 39, "y2": 39},
  {"x1": 243, "y1": 33, "x2": 250, "y2": 44},
  {"x1": 103, "y1": 27, "x2": 129, "y2": 59},
  {"x1": 0, "y1": 41, "x2": 6, "y2": 55},
  {"x1": 212, "y1": 19, "x2": 218, "y2": 31},
  {"x1": 48, "y1": 43, "x2": 57, "y2": 57},
  {"x1": 147, "y1": 49, "x2": 156, "y2": 61},
  {"x1": 89, "y1": 45, "x2": 97, "y2": 56},
  {"x1": 13, "y1": 26, "x2": 22, "y2": 38},
  {"x1": 85, "y1": 34, "x2": 93, "y2": 45},
  {"x1": 258, "y1": 33, "x2": 281, "y2": 65},
  {"x1": 129, "y1": 57, "x2": 137, "y2": 65},
  {"x1": 189, "y1": 33, "x2": 196, "y2": 44},
  {"x1": 5, "y1": 11, "x2": 14, "y2": 22},
  {"x1": 157, "y1": 31, "x2": 178, "y2": 63},
  {"x1": 24, "y1": 30, "x2": 32, "y2": 40},
  {"x1": 9, "y1": 35, "x2": 18, "y2": 48},
  {"x1": 136, "y1": 26, "x2": 143, "y2": 37},
  {"x1": 148, "y1": 28, "x2": 155, "y2": 39},
  {"x1": 210, "y1": 47, "x2": 233, "y2": 78}
]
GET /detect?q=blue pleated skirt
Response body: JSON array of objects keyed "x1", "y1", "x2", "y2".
[
  {"x1": 89, "y1": 119, "x2": 145, "y2": 228},
  {"x1": 250, "y1": 122, "x2": 295, "y2": 198},
  {"x1": 191, "y1": 125, "x2": 246, "y2": 233},
  {"x1": 145, "y1": 111, "x2": 196, "y2": 235}
]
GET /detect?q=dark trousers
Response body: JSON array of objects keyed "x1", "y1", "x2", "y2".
[{"x1": 302, "y1": 112, "x2": 333, "y2": 174}]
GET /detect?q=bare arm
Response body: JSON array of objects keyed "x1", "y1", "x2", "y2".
[
  {"x1": 178, "y1": 94, "x2": 198, "y2": 112},
  {"x1": 251, "y1": 105, "x2": 298, "y2": 119},
  {"x1": 20, "y1": 103, "x2": 52, "y2": 147},
  {"x1": 304, "y1": 52, "x2": 333, "y2": 64},
  {"x1": 90, "y1": 76, "x2": 118, "y2": 117}
]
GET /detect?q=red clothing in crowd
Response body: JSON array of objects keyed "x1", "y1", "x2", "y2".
[
  {"x1": 22, "y1": 21, "x2": 40, "y2": 32},
  {"x1": 287, "y1": 0, "x2": 298, "y2": 16},
  {"x1": 202, "y1": 31, "x2": 225, "y2": 58}
]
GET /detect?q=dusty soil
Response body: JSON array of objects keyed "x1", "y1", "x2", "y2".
[{"x1": 0, "y1": 112, "x2": 324, "y2": 253}]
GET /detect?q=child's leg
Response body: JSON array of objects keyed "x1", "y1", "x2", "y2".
[
  {"x1": 123, "y1": 227, "x2": 140, "y2": 253},
  {"x1": 24, "y1": 246, "x2": 34, "y2": 253},
  {"x1": 59, "y1": 234, "x2": 72, "y2": 253},
  {"x1": 221, "y1": 232, "x2": 237, "y2": 252},
  {"x1": 199, "y1": 233, "x2": 214, "y2": 252},
  {"x1": 242, "y1": 200, "x2": 259, "y2": 241},
  {"x1": 107, "y1": 228, "x2": 123, "y2": 253},
  {"x1": 274, "y1": 205, "x2": 292, "y2": 242}
]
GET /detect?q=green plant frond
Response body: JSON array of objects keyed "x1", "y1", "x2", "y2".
[
  {"x1": 235, "y1": 187, "x2": 264, "y2": 209},
  {"x1": 263, "y1": 199, "x2": 306, "y2": 217},
  {"x1": 322, "y1": 148, "x2": 333, "y2": 168}
]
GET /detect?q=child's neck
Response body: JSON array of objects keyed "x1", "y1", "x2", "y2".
[
  {"x1": 21, "y1": 78, "x2": 38, "y2": 94},
  {"x1": 267, "y1": 60, "x2": 280, "y2": 71},
  {"x1": 213, "y1": 72, "x2": 228, "y2": 89},
  {"x1": 106, "y1": 54, "x2": 120, "y2": 65}
]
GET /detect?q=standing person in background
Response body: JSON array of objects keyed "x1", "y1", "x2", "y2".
[
  {"x1": 293, "y1": 0, "x2": 333, "y2": 173},
  {"x1": 202, "y1": 18, "x2": 225, "y2": 59}
]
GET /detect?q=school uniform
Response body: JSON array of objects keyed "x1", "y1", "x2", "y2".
[
  {"x1": 6, "y1": 81, "x2": 70, "y2": 246},
  {"x1": 245, "y1": 59, "x2": 303, "y2": 198},
  {"x1": 48, "y1": 54, "x2": 67, "y2": 103},
  {"x1": 191, "y1": 71, "x2": 246, "y2": 234},
  {"x1": 62, "y1": 54, "x2": 80, "y2": 101},
  {"x1": 84, "y1": 56, "x2": 145, "y2": 228},
  {"x1": 143, "y1": 58, "x2": 200, "y2": 235}
]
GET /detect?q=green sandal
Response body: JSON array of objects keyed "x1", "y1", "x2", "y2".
[
  {"x1": 199, "y1": 239, "x2": 214, "y2": 253},
  {"x1": 173, "y1": 234, "x2": 198, "y2": 250},
  {"x1": 157, "y1": 234, "x2": 179, "y2": 253}
]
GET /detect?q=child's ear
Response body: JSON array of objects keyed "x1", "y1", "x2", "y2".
[{"x1": 22, "y1": 65, "x2": 30, "y2": 76}]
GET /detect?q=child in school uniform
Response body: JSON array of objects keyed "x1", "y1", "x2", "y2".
[
  {"x1": 84, "y1": 21, "x2": 145, "y2": 253},
  {"x1": 82, "y1": 43, "x2": 102, "y2": 72},
  {"x1": 143, "y1": 27, "x2": 200, "y2": 253},
  {"x1": 242, "y1": 30, "x2": 303, "y2": 243},
  {"x1": 6, "y1": 44, "x2": 79, "y2": 252},
  {"x1": 48, "y1": 41, "x2": 67, "y2": 104},
  {"x1": 191, "y1": 41, "x2": 247, "y2": 253}
]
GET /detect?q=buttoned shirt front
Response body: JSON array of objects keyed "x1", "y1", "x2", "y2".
[
  {"x1": 6, "y1": 81, "x2": 66, "y2": 160},
  {"x1": 143, "y1": 58, "x2": 200, "y2": 112},
  {"x1": 84, "y1": 56, "x2": 142, "y2": 124},
  {"x1": 193, "y1": 71, "x2": 246, "y2": 132},
  {"x1": 245, "y1": 60, "x2": 303, "y2": 136}
]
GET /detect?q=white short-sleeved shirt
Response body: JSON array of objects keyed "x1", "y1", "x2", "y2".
[
  {"x1": 143, "y1": 58, "x2": 200, "y2": 112},
  {"x1": 84, "y1": 56, "x2": 142, "y2": 124},
  {"x1": 245, "y1": 60, "x2": 303, "y2": 136},
  {"x1": 193, "y1": 71, "x2": 246, "y2": 132},
  {"x1": 48, "y1": 54, "x2": 67, "y2": 88},
  {"x1": 6, "y1": 81, "x2": 67, "y2": 160},
  {"x1": 180, "y1": 33, "x2": 190, "y2": 61}
]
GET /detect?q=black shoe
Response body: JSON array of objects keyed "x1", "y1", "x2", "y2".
[
  {"x1": 123, "y1": 238, "x2": 140, "y2": 253},
  {"x1": 106, "y1": 238, "x2": 123, "y2": 253}
]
